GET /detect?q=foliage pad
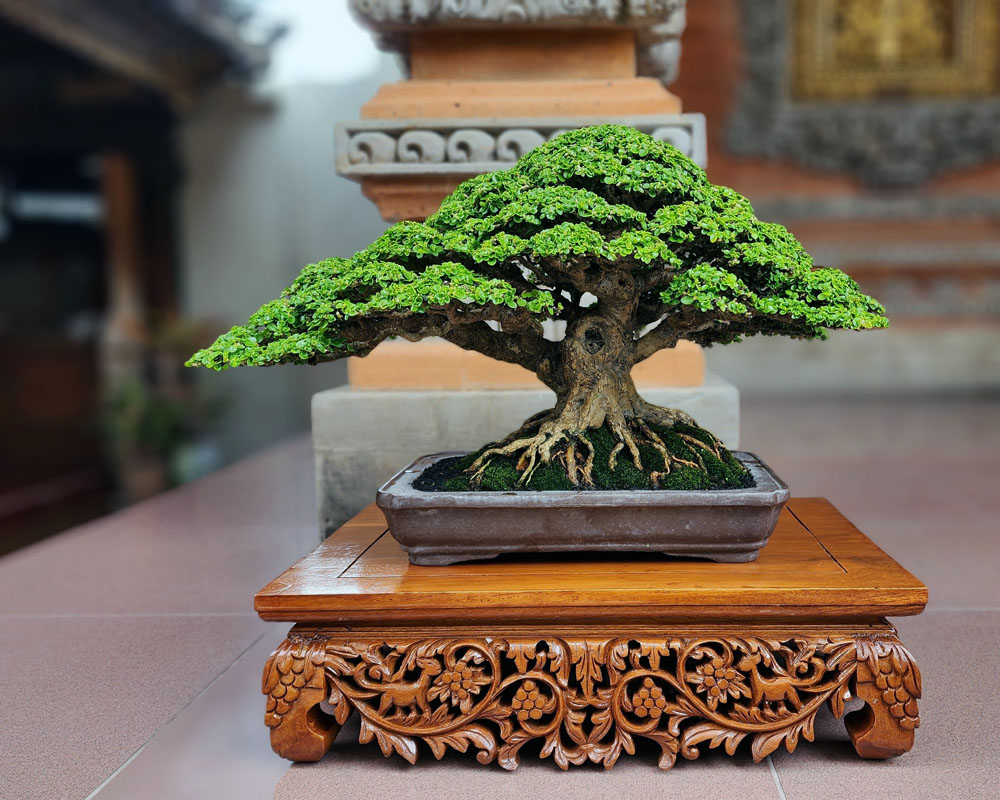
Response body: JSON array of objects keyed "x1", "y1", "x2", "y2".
[{"x1": 188, "y1": 125, "x2": 887, "y2": 371}]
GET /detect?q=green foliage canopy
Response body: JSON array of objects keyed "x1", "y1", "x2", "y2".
[{"x1": 188, "y1": 125, "x2": 887, "y2": 371}]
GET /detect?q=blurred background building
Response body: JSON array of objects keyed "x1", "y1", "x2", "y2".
[{"x1": 1, "y1": 0, "x2": 998, "y2": 554}]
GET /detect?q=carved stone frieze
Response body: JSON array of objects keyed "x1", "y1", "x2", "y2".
[
  {"x1": 263, "y1": 626, "x2": 920, "y2": 767},
  {"x1": 349, "y1": 0, "x2": 688, "y2": 85},
  {"x1": 335, "y1": 115, "x2": 707, "y2": 179},
  {"x1": 727, "y1": 0, "x2": 1000, "y2": 187}
]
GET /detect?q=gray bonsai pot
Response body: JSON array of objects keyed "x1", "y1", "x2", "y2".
[{"x1": 376, "y1": 452, "x2": 789, "y2": 566}]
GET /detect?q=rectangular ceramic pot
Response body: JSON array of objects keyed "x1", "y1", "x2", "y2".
[{"x1": 376, "y1": 451, "x2": 790, "y2": 566}]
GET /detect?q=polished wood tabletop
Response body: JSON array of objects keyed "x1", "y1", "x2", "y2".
[{"x1": 255, "y1": 498, "x2": 927, "y2": 625}]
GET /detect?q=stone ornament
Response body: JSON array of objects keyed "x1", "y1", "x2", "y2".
[
  {"x1": 727, "y1": 0, "x2": 1000, "y2": 187},
  {"x1": 264, "y1": 626, "x2": 920, "y2": 767},
  {"x1": 336, "y1": 114, "x2": 707, "y2": 177},
  {"x1": 349, "y1": 0, "x2": 688, "y2": 85}
]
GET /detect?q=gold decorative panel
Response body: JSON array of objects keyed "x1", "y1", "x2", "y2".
[{"x1": 792, "y1": 0, "x2": 1000, "y2": 99}]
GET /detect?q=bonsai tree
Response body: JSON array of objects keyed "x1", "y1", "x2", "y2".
[{"x1": 188, "y1": 125, "x2": 887, "y2": 491}]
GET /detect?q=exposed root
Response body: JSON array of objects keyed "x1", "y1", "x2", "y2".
[
  {"x1": 467, "y1": 417, "x2": 573, "y2": 486},
  {"x1": 608, "y1": 442, "x2": 623, "y2": 471},
  {"x1": 636, "y1": 419, "x2": 673, "y2": 474},
  {"x1": 678, "y1": 432, "x2": 722, "y2": 460},
  {"x1": 579, "y1": 438, "x2": 595, "y2": 485},
  {"x1": 637, "y1": 418, "x2": 701, "y2": 472},
  {"x1": 464, "y1": 402, "x2": 731, "y2": 490},
  {"x1": 608, "y1": 415, "x2": 643, "y2": 470},
  {"x1": 493, "y1": 410, "x2": 552, "y2": 448},
  {"x1": 564, "y1": 443, "x2": 579, "y2": 487},
  {"x1": 519, "y1": 446, "x2": 543, "y2": 487},
  {"x1": 679, "y1": 440, "x2": 705, "y2": 470},
  {"x1": 468, "y1": 434, "x2": 537, "y2": 481},
  {"x1": 668, "y1": 453, "x2": 700, "y2": 470}
]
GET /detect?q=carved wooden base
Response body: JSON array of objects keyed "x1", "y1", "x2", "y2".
[{"x1": 263, "y1": 623, "x2": 920, "y2": 769}]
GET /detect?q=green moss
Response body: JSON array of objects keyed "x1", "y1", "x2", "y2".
[
  {"x1": 690, "y1": 445, "x2": 753, "y2": 490},
  {"x1": 478, "y1": 457, "x2": 520, "y2": 491},
  {"x1": 721, "y1": 449, "x2": 755, "y2": 489},
  {"x1": 604, "y1": 460, "x2": 650, "y2": 490},
  {"x1": 637, "y1": 442, "x2": 666, "y2": 472},
  {"x1": 661, "y1": 466, "x2": 713, "y2": 491},
  {"x1": 455, "y1": 450, "x2": 484, "y2": 471},
  {"x1": 701, "y1": 451, "x2": 729, "y2": 487},
  {"x1": 525, "y1": 462, "x2": 575, "y2": 491},
  {"x1": 584, "y1": 426, "x2": 651, "y2": 490},
  {"x1": 416, "y1": 419, "x2": 752, "y2": 493},
  {"x1": 651, "y1": 426, "x2": 697, "y2": 463},
  {"x1": 441, "y1": 475, "x2": 471, "y2": 492}
]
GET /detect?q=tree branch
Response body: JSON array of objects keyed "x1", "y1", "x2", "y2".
[
  {"x1": 443, "y1": 319, "x2": 561, "y2": 391},
  {"x1": 632, "y1": 323, "x2": 681, "y2": 364}
]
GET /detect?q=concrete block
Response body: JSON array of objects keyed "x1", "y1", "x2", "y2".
[{"x1": 313, "y1": 373, "x2": 739, "y2": 536}]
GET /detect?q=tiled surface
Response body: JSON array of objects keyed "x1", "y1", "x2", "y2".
[
  {"x1": 0, "y1": 439, "x2": 319, "y2": 615},
  {"x1": 0, "y1": 614, "x2": 267, "y2": 800},
  {"x1": 0, "y1": 439, "x2": 319, "y2": 800},
  {"x1": 0, "y1": 396, "x2": 996, "y2": 800},
  {"x1": 275, "y1": 728, "x2": 782, "y2": 800},
  {"x1": 93, "y1": 629, "x2": 291, "y2": 800},
  {"x1": 741, "y1": 396, "x2": 1000, "y2": 612},
  {"x1": 771, "y1": 612, "x2": 1000, "y2": 799}
]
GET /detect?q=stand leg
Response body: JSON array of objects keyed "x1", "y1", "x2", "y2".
[
  {"x1": 263, "y1": 634, "x2": 347, "y2": 761},
  {"x1": 847, "y1": 633, "x2": 921, "y2": 759}
]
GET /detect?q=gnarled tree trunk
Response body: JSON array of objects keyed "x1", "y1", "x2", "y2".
[{"x1": 468, "y1": 302, "x2": 697, "y2": 487}]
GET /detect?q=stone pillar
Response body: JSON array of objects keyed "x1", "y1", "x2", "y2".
[
  {"x1": 335, "y1": 0, "x2": 710, "y2": 388},
  {"x1": 339, "y1": 0, "x2": 702, "y2": 222}
]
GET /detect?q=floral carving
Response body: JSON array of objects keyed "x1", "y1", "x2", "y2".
[
  {"x1": 512, "y1": 680, "x2": 547, "y2": 722},
  {"x1": 631, "y1": 677, "x2": 668, "y2": 719},
  {"x1": 265, "y1": 628, "x2": 920, "y2": 768},
  {"x1": 689, "y1": 656, "x2": 750, "y2": 710},
  {"x1": 430, "y1": 653, "x2": 493, "y2": 713}
]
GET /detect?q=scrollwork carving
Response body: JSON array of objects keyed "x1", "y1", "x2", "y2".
[
  {"x1": 264, "y1": 628, "x2": 921, "y2": 767},
  {"x1": 353, "y1": 1, "x2": 647, "y2": 27},
  {"x1": 496, "y1": 129, "x2": 547, "y2": 162},
  {"x1": 446, "y1": 129, "x2": 497, "y2": 162},
  {"x1": 396, "y1": 130, "x2": 447, "y2": 163},
  {"x1": 347, "y1": 131, "x2": 396, "y2": 165},
  {"x1": 263, "y1": 634, "x2": 327, "y2": 730},
  {"x1": 650, "y1": 124, "x2": 692, "y2": 153},
  {"x1": 336, "y1": 115, "x2": 707, "y2": 177}
]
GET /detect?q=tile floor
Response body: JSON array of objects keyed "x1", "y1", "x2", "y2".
[{"x1": 1, "y1": 395, "x2": 997, "y2": 800}]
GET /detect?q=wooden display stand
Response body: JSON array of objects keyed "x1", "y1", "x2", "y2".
[{"x1": 255, "y1": 499, "x2": 926, "y2": 770}]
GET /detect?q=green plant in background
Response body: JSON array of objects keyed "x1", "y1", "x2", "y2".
[
  {"x1": 105, "y1": 320, "x2": 228, "y2": 499},
  {"x1": 103, "y1": 380, "x2": 225, "y2": 463},
  {"x1": 104, "y1": 380, "x2": 192, "y2": 460},
  {"x1": 188, "y1": 125, "x2": 887, "y2": 490}
]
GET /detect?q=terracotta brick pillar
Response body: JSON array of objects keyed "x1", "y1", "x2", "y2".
[{"x1": 337, "y1": 0, "x2": 706, "y2": 388}]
